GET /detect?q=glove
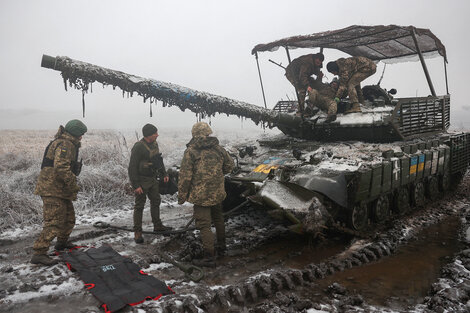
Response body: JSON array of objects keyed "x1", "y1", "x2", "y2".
[{"x1": 334, "y1": 97, "x2": 340, "y2": 104}]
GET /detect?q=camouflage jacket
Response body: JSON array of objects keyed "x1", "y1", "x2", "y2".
[
  {"x1": 310, "y1": 80, "x2": 337, "y2": 99},
  {"x1": 335, "y1": 56, "x2": 375, "y2": 98},
  {"x1": 285, "y1": 54, "x2": 322, "y2": 88},
  {"x1": 128, "y1": 139, "x2": 167, "y2": 190},
  {"x1": 178, "y1": 136, "x2": 234, "y2": 206},
  {"x1": 34, "y1": 126, "x2": 81, "y2": 200}
]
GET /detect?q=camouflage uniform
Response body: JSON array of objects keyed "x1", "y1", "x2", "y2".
[
  {"x1": 285, "y1": 53, "x2": 323, "y2": 113},
  {"x1": 128, "y1": 139, "x2": 167, "y2": 231},
  {"x1": 33, "y1": 126, "x2": 81, "y2": 255},
  {"x1": 335, "y1": 56, "x2": 377, "y2": 104},
  {"x1": 178, "y1": 125, "x2": 234, "y2": 256},
  {"x1": 307, "y1": 80, "x2": 338, "y2": 117}
]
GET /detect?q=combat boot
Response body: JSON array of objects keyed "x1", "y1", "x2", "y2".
[
  {"x1": 134, "y1": 231, "x2": 144, "y2": 244},
  {"x1": 31, "y1": 254, "x2": 58, "y2": 266},
  {"x1": 215, "y1": 243, "x2": 226, "y2": 257},
  {"x1": 153, "y1": 222, "x2": 173, "y2": 232},
  {"x1": 192, "y1": 251, "x2": 216, "y2": 268},
  {"x1": 54, "y1": 241, "x2": 77, "y2": 251},
  {"x1": 344, "y1": 102, "x2": 362, "y2": 114}
]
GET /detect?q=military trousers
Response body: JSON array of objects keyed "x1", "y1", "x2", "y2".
[
  {"x1": 193, "y1": 203, "x2": 225, "y2": 255},
  {"x1": 346, "y1": 64, "x2": 377, "y2": 104},
  {"x1": 133, "y1": 182, "x2": 162, "y2": 231},
  {"x1": 285, "y1": 72, "x2": 306, "y2": 113},
  {"x1": 307, "y1": 89, "x2": 337, "y2": 116},
  {"x1": 33, "y1": 196, "x2": 75, "y2": 255}
]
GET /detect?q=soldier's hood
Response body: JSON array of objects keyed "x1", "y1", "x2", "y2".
[
  {"x1": 55, "y1": 126, "x2": 81, "y2": 146},
  {"x1": 187, "y1": 136, "x2": 219, "y2": 149}
]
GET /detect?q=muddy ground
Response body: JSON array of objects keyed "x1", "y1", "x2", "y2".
[{"x1": 1, "y1": 173, "x2": 469, "y2": 313}]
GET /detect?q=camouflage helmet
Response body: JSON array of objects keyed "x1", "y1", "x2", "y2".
[
  {"x1": 64, "y1": 119, "x2": 87, "y2": 137},
  {"x1": 191, "y1": 122, "x2": 212, "y2": 137},
  {"x1": 326, "y1": 61, "x2": 339, "y2": 73}
]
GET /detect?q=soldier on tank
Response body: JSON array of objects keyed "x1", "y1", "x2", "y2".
[
  {"x1": 307, "y1": 77, "x2": 340, "y2": 122},
  {"x1": 128, "y1": 124, "x2": 172, "y2": 244},
  {"x1": 285, "y1": 53, "x2": 325, "y2": 115},
  {"x1": 178, "y1": 122, "x2": 234, "y2": 267},
  {"x1": 31, "y1": 119, "x2": 87, "y2": 266},
  {"x1": 326, "y1": 56, "x2": 377, "y2": 114}
]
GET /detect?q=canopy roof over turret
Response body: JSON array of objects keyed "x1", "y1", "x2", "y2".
[{"x1": 252, "y1": 25, "x2": 447, "y2": 63}]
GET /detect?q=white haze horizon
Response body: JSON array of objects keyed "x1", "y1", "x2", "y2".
[{"x1": 1, "y1": 0, "x2": 470, "y2": 131}]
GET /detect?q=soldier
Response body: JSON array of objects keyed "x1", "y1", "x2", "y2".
[
  {"x1": 178, "y1": 122, "x2": 234, "y2": 267},
  {"x1": 307, "y1": 78, "x2": 339, "y2": 122},
  {"x1": 285, "y1": 53, "x2": 325, "y2": 114},
  {"x1": 31, "y1": 119, "x2": 87, "y2": 266},
  {"x1": 128, "y1": 124, "x2": 172, "y2": 244},
  {"x1": 326, "y1": 56, "x2": 377, "y2": 114}
]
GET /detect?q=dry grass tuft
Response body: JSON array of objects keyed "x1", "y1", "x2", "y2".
[{"x1": 0, "y1": 130, "x2": 143, "y2": 231}]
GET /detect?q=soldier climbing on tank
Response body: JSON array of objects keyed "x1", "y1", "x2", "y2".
[
  {"x1": 177, "y1": 122, "x2": 234, "y2": 267},
  {"x1": 31, "y1": 119, "x2": 87, "y2": 266},
  {"x1": 285, "y1": 53, "x2": 325, "y2": 115},
  {"x1": 326, "y1": 56, "x2": 377, "y2": 114},
  {"x1": 128, "y1": 124, "x2": 172, "y2": 244},
  {"x1": 306, "y1": 77, "x2": 340, "y2": 122}
]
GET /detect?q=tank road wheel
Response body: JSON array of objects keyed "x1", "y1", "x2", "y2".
[
  {"x1": 412, "y1": 182, "x2": 426, "y2": 208},
  {"x1": 372, "y1": 195, "x2": 390, "y2": 223},
  {"x1": 426, "y1": 176, "x2": 439, "y2": 201},
  {"x1": 439, "y1": 172, "x2": 451, "y2": 192},
  {"x1": 394, "y1": 187, "x2": 410, "y2": 214},
  {"x1": 349, "y1": 202, "x2": 368, "y2": 231}
]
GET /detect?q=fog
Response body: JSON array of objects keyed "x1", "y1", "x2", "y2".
[{"x1": 1, "y1": 0, "x2": 469, "y2": 132}]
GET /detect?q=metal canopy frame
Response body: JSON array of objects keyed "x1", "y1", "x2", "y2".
[{"x1": 252, "y1": 25, "x2": 448, "y2": 105}]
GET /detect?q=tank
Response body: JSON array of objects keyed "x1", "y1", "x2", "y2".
[{"x1": 40, "y1": 25, "x2": 470, "y2": 234}]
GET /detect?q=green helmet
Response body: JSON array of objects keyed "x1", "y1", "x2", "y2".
[
  {"x1": 64, "y1": 119, "x2": 87, "y2": 137},
  {"x1": 191, "y1": 122, "x2": 212, "y2": 137}
]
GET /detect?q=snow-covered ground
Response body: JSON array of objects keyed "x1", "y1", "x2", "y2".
[{"x1": 1, "y1": 128, "x2": 469, "y2": 313}]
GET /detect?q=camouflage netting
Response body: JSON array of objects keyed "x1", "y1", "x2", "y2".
[{"x1": 53, "y1": 56, "x2": 280, "y2": 126}]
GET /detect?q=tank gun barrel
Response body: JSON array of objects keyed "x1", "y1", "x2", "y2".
[{"x1": 41, "y1": 54, "x2": 300, "y2": 128}]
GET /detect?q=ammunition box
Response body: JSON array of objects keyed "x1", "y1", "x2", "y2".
[
  {"x1": 392, "y1": 159, "x2": 401, "y2": 189},
  {"x1": 400, "y1": 157, "x2": 410, "y2": 185},
  {"x1": 370, "y1": 164, "x2": 383, "y2": 198},
  {"x1": 424, "y1": 151, "x2": 433, "y2": 177},
  {"x1": 382, "y1": 161, "x2": 392, "y2": 193},
  {"x1": 417, "y1": 154, "x2": 425, "y2": 179},
  {"x1": 355, "y1": 169, "x2": 372, "y2": 202},
  {"x1": 409, "y1": 155, "x2": 418, "y2": 182}
]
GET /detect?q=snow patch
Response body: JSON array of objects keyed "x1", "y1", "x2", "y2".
[{"x1": 3, "y1": 277, "x2": 83, "y2": 304}]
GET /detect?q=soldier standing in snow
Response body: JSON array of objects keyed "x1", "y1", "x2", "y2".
[
  {"x1": 177, "y1": 122, "x2": 234, "y2": 267},
  {"x1": 326, "y1": 56, "x2": 377, "y2": 114},
  {"x1": 128, "y1": 123, "x2": 172, "y2": 244},
  {"x1": 285, "y1": 53, "x2": 325, "y2": 115},
  {"x1": 31, "y1": 119, "x2": 87, "y2": 266}
]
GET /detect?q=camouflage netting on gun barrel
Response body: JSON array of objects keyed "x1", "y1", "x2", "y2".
[{"x1": 54, "y1": 56, "x2": 279, "y2": 126}]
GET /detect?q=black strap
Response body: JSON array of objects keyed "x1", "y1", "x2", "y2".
[{"x1": 40, "y1": 140, "x2": 56, "y2": 169}]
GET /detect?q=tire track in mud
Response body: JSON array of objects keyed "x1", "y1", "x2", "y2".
[{"x1": 155, "y1": 174, "x2": 470, "y2": 313}]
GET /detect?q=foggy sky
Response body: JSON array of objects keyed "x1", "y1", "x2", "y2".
[{"x1": 1, "y1": 0, "x2": 469, "y2": 132}]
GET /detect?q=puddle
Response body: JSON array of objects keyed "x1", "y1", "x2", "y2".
[{"x1": 308, "y1": 216, "x2": 463, "y2": 309}]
